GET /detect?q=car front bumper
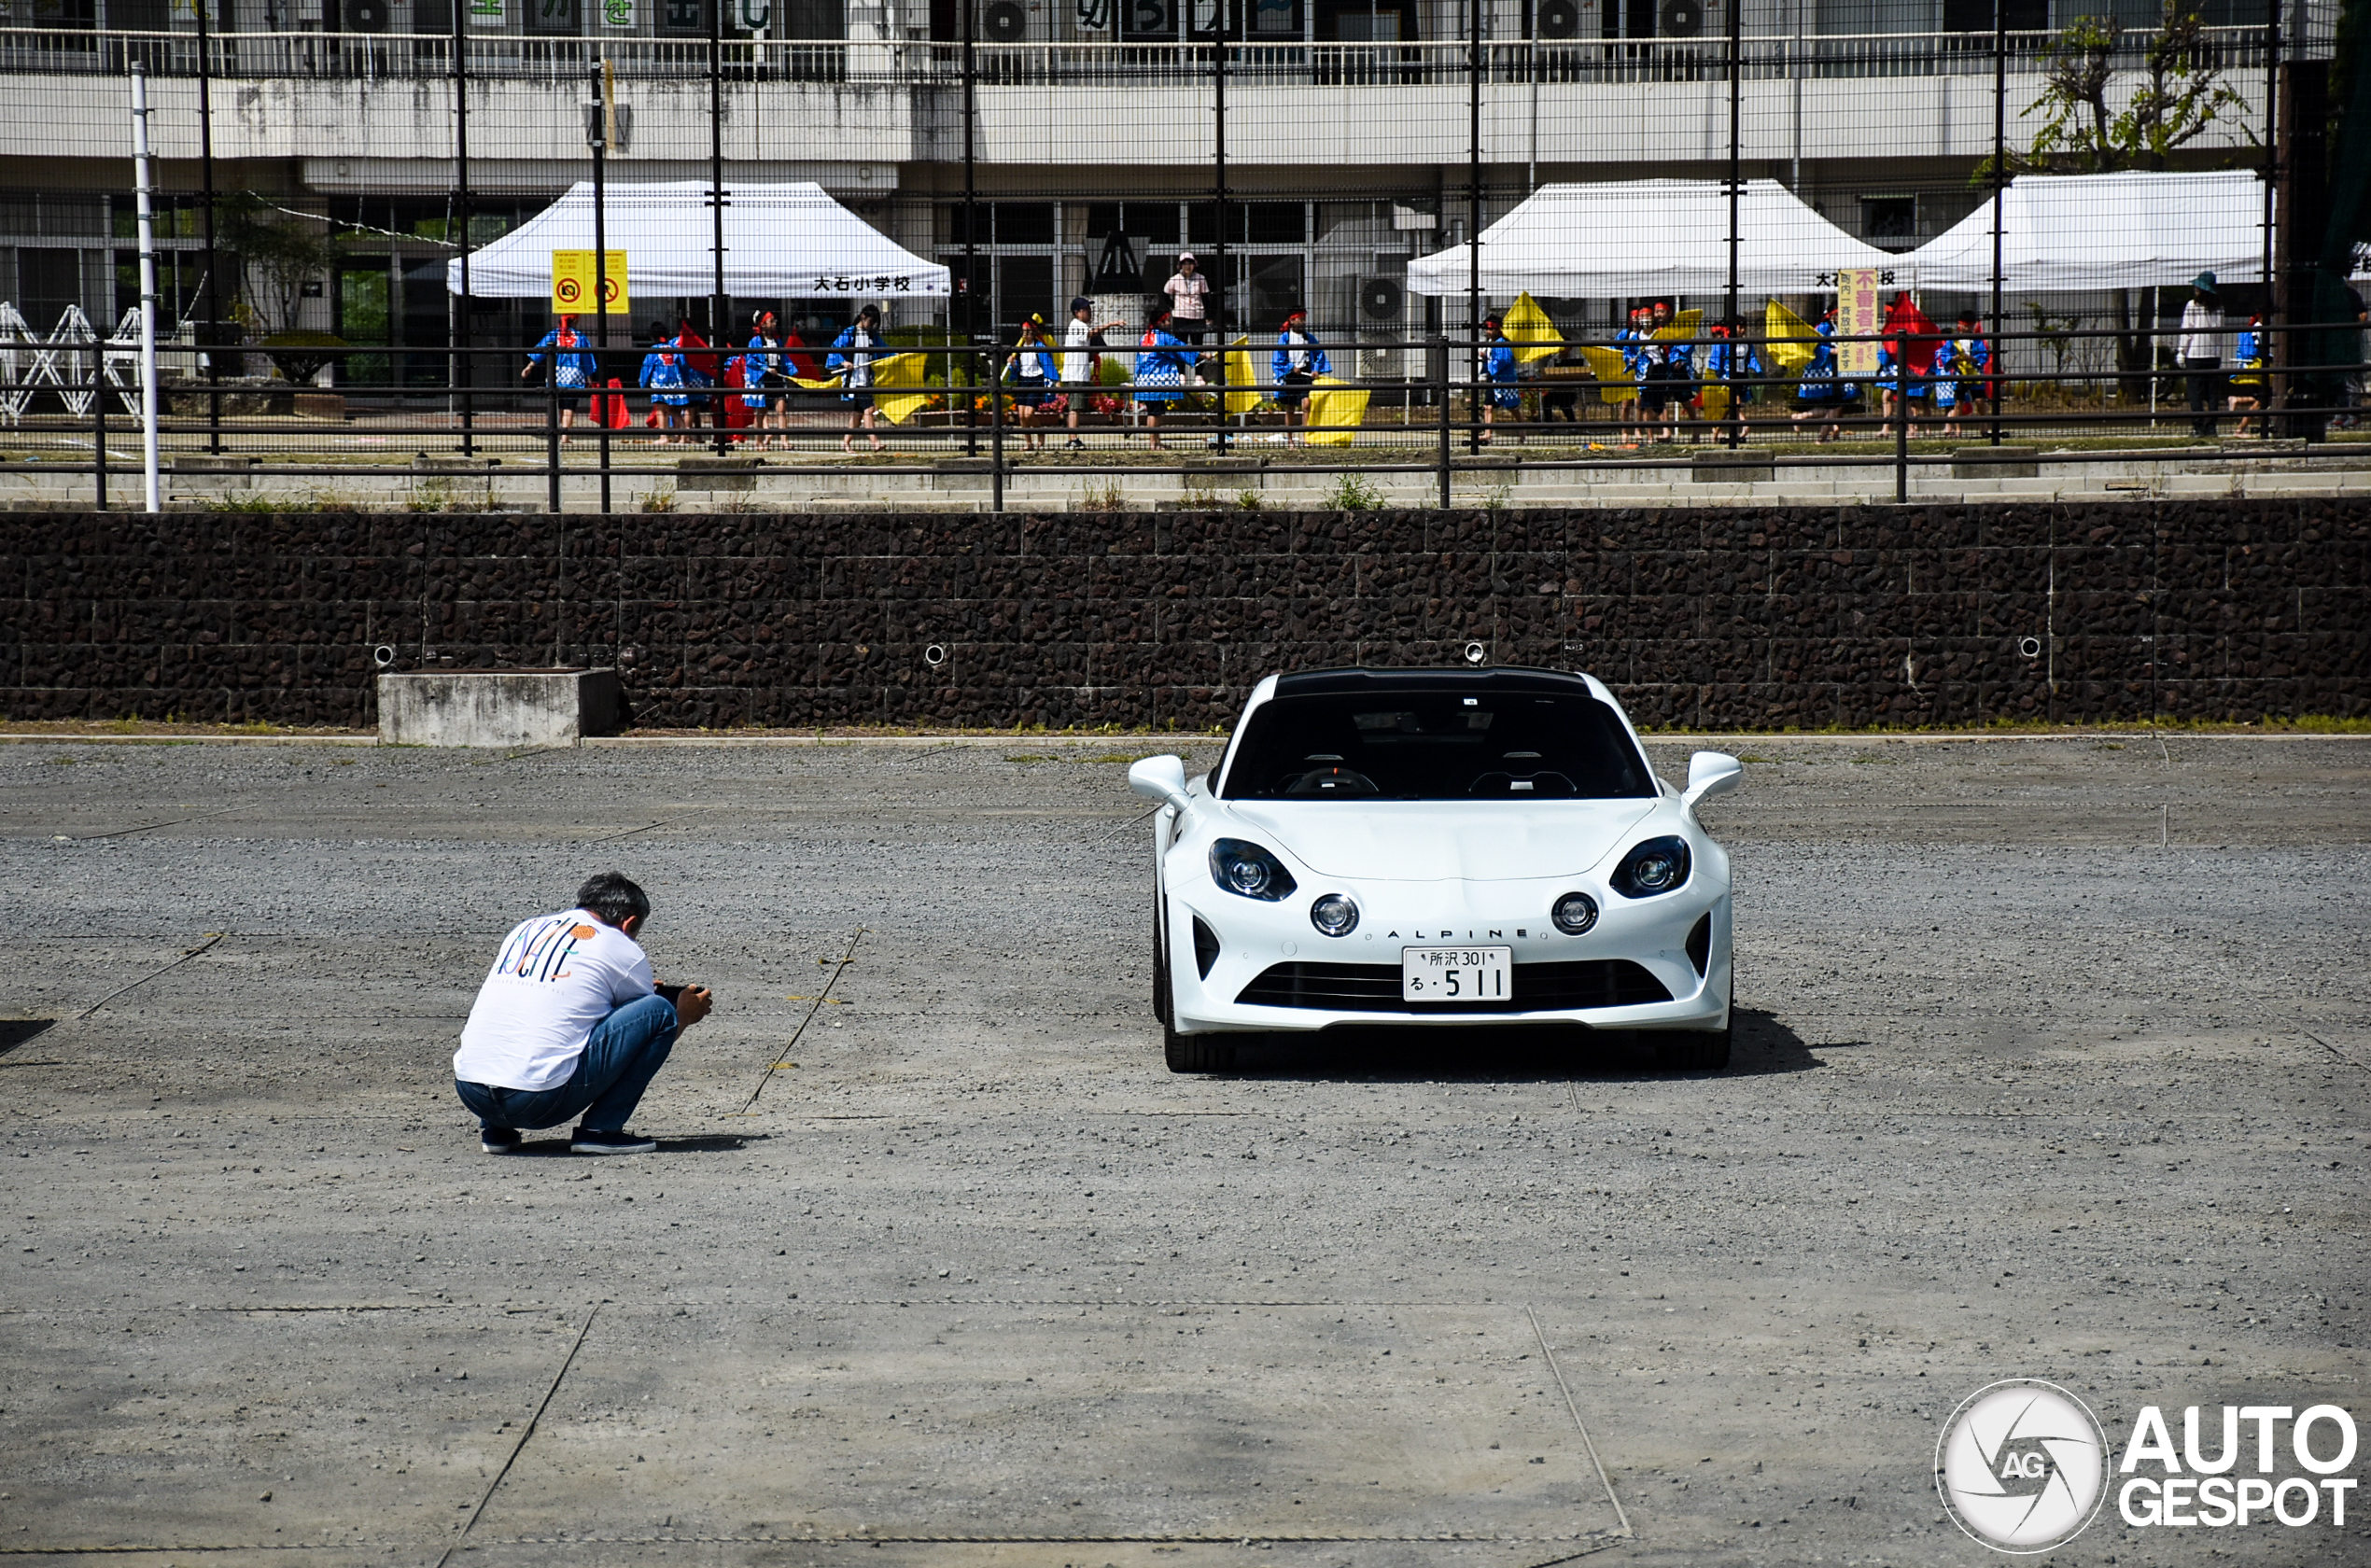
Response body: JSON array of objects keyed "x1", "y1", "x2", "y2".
[{"x1": 1165, "y1": 880, "x2": 1732, "y2": 1036}]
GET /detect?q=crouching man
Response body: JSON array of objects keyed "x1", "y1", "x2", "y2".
[{"x1": 454, "y1": 871, "x2": 712, "y2": 1155}]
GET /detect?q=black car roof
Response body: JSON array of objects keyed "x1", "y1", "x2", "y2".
[{"x1": 1270, "y1": 666, "x2": 1596, "y2": 697}]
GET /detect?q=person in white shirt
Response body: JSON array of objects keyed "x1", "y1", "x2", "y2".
[
  {"x1": 1162, "y1": 253, "x2": 1211, "y2": 345},
  {"x1": 2178, "y1": 272, "x2": 2230, "y2": 440},
  {"x1": 452, "y1": 872, "x2": 712, "y2": 1155},
  {"x1": 1060, "y1": 295, "x2": 1123, "y2": 450}
]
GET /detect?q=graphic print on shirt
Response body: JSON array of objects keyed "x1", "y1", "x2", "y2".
[{"x1": 496, "y1": 916, "x2": 601, "y2": 983}]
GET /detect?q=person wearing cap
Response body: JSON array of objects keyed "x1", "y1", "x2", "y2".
[
  {"x1": 1163, "y1": 253, "x2": 1211, "y2": 346},
  {"x1": 1133, "y1": 306, "x2": 1194, "y2": 451},
  {"x1": 1476, "y1": 315, "x2": 1520, "y2": 444},
  {"x1": 1061, "y1": 296, "x2": 1124, "y2": 450},
  {"x1": 828, "y1": 303, "x2": 887, "y2": 455},
  {"x1": 525, "y1": 315, "x2": 598, "y2": 442},
  {"x1": 1003, "y1": 314, "x2": 1058, "y2": 453},
  {"x1": 2178, "y1": 272, "x2": 2229, "y2": 440},
  {"x1": 1270, "y1": 307, "x2": 1330, "y2": 445}
]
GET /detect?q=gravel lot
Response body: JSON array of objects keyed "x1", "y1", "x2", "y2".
[{"x1": 0, "y1": 732, "x2": 2364, "y2": 1568}]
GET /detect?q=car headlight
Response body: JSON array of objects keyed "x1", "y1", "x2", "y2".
[
  {"x1": 1550, "y1": 890, "x2": 1599, "y2": 935},
  {"x1": 1309, "y1": 893, "x2": 1359, "y2": 937},
  {"x1": 1610, "y1": 835, "x2": 1691, "y2": 898},
  {"x1": 1209, "y1": 838, "x2": 1298, "y2": 902}
]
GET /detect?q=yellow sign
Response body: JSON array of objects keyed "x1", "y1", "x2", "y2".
[
  {"x1": 551, "y1": 250, "x2": 628, "y2": 315},
  {"x1": 1835, "y1": 266, "x2": 1882, "y2": 379}
]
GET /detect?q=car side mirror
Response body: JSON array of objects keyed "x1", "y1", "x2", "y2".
[
  {"x1": 1682, "y1": 750, "x2": 1744, "y2": 812},
  {"x1": 1128, "y1": 754, "x2": 1194, "y2": 814}
]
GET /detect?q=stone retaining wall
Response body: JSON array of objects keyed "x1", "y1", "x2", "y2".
[{"x1": 4, "y1": 502, "x2": 2364, "y2": 730}]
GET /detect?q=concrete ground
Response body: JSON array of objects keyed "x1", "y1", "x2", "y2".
[{"x1": 1, "y1": 732, "x2": 2364, "y2": 1568}]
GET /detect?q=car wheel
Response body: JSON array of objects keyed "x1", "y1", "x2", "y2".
[
  {"x1": 1656, "y1": 973, "x2": 1733, "y2": 1072},
  {"x1": 1163, "y1": 1014, "x2": 1234, "y2": 1073}
]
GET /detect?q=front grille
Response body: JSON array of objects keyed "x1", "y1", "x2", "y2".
[{"x1": 1235, "y1": 959, "x2": 1672, "y2": 1014}]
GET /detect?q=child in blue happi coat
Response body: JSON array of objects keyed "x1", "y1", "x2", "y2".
[
  {"x1": 638, "y1": 325, "x2": 691, "y2": 444},
  {"x1": 827, "y1": 303, "x2": 887, "y2": 454},
  {"x1": 525, "y1": 315, "x2": 599, "y2": 442},
  {"x1": 1789, "y1": 307, "x2": 1859, "y2": 443},
  {"x1": 1478, "y1": 315, "x2": 1520, "y2": 444},
  {"x1": 1132, "y1": 307, "x2": 1196, "y2": 452},
  {"x1": 1271, "y1": 307, "x2": 1330, "y2": 445}
]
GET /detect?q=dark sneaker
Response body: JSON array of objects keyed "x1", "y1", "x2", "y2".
[
  {"x1": 481, "y1": 1127, "x2": 523, "y2": 1155},
  {"x1": 570, "y1": 1127, "x2": 656, "y2": 1155}
]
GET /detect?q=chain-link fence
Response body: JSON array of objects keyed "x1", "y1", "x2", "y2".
[{"x1": 0, "y1": 2, "x2": 2360, "y2": 510}]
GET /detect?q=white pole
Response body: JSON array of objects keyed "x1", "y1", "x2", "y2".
[{"x1": 131, "y1": 66, "x2": 161, "y2": 513}]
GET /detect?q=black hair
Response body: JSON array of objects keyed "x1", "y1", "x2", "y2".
[{"x1": 576, "y1": 871, "x2": 651, "y2": 927}]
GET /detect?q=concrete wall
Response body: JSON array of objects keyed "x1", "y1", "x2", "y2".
[{"x1": 1, "y1": 501, "x2": 2363, "y2": 731}]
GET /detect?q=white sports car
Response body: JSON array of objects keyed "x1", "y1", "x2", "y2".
[{"x1": 1129, "y1": 666, "x2": 1742, "y2": 1073}]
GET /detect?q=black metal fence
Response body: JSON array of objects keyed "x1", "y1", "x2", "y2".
[{"x1": 1, "y1": 3, "x2": 2358, "y2": 511}]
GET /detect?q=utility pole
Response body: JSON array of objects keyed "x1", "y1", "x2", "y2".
[
  {"x1": 709, "y1": 0, "x2": 730, "y2": 456},
  {"x1": 197, "y1": 0, "x2": 222, "y2": 454},
  {"x1": 130, "y1": 67, "x2": 161, "y2": 513},
  {"x1": 1212, "y1": 0, "x2": 1229, "y2": 453},
  {"x1": 1466, "y1": 0, "x2": 1481, "y2": 453},
  {"x1": 1725, "y1": 0, "x2": 1740, "y2": 449},
  {"x1": 453, "y1": 0, "x2": 473, "y2": 455},
  {"x1": 591, "y1": 61, "x2": 614, "y2": 514},
  {"x1": 963, "y1": 0, "x2": 979, "y2": 456},
  {"x1": 1989, "y1": 0, "x2": 2004, "y2": 446}
]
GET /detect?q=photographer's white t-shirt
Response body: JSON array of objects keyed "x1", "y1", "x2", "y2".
[{"x1": 454, "y1": 909, "x2": 654, "y2": 1092}]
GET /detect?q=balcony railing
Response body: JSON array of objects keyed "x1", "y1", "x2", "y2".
[{"x1": 0, "y1": 24, "x2": 2309, "y2": 86}]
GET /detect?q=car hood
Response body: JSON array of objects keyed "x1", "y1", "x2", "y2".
[{"x1": 1223, "y1": 799, "x2": 1665, "y2": 882}]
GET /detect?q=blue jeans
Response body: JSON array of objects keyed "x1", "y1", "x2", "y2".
[{"x1": 455, "y1": 993, "x2": 679, "y2": 1134}]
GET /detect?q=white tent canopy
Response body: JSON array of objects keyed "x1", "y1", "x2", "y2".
[
  {"x1": 1908, "y1": 171, "x2": 2266, "y2": 291},
  {"x1": 445, "y1": 181, "x2": 948, "y2": 300},
  {"x1": 1405, "y1": 179, "x2": 1902, "y2": 299}
]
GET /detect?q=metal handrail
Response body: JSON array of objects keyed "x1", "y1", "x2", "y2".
[{"x1": 0, "y1": 23, "x2": 2309, "y2": 84}]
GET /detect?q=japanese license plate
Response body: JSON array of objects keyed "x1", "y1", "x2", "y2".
[{"x1": 1400, "y1": 945, "x2": 1512, "y2": 1004}]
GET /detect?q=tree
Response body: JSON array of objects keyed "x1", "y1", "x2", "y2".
[
  {"x1": 2024, "y1": 7, "x2": 2252, "y2": 175},
  {"x1": 1973, "y1": 6, "x2": 2255, "y2": 398},
  {"x1": 217, "y1": 192, "x2": 334, "y2": 339}
]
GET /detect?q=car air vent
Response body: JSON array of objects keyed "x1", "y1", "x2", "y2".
[
  {"x1": 1686, "y1": 913, "x2": 1712, "y2": 976},
  {"x1": 1236, "y1": 960, "x2": 1671, "y2": 1014},
  {"x1": 1192, "y1": 917, "x2": 1221, "y2": 979}
]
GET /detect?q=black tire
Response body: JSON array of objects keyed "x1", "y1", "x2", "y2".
[
  {"x1": 1164, "y1": 1015, "x2": 1236, "y2": 1073},
  {"x1": 1655, "y1": 973, "x2": 1733, "y2": 1072}
]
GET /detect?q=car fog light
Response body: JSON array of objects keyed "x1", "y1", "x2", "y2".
[
  {"x1": 1611, "y1": 835, "x2": 1692, "y2": 898},
  {"x1": 1209, "y1": 838, "x2": 1298, "y2": 902},
  {"x1": 1309, "y1": 893, "x2": 1359, "y2": 937},
  {"x1": 1550, "y1": 890, "x2": 1598, "y2": 935}
]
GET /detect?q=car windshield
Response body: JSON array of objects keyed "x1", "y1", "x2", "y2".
[{"x1": 1221, "y1": 691, "x2": 1656, "y2": 802}]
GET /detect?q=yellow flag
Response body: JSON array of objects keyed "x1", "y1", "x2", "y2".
[
  {"x1": 1503, "y1": 291, "x2": 1565, "y2": 366},
  {"x1": 869, "y1": 351, "x2": 932, "y2": 426},
  {"x1": 1223, "y1": 335, "x2": 1262, "y2": 417},
  {"x1": 1303, "y1": 374, "x2": 1369, "y2": 447},
  {"x1": 1764, "y1": 300, "x2": 1817, "y2": 378},
  {"x1": 1652, "y1": 308, "x2": 1703, "y2": 343},
  {"x1": 1575, "y1": 344, "x2": 1632, "y2": 393}
]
